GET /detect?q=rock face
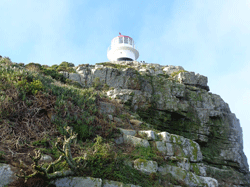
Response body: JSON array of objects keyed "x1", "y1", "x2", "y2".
[
  {"x1": 62, "y1": 61, "x2": 250, "y2": 186},
  {"x1": 118, "y1": 127, "x2": 219, "y2": 186},
  {"x1": 158, "y1": 165, "x2": 218, "y2": 187}
]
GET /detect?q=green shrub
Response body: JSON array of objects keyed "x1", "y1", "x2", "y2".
[
  {"x1": 25, "y1": 62, "x2": 42, "y2": 72},
  {"x1": 17, "y1": 78, "x2": 44, "y2": 96},
  {"x1": 0, "y1": 151, "x2": 6, "y2": 163},
  {"x1": 32, "y1": 138, "x2": 50, "y2": 147},
  {"x1": 74, "y1": 124, "x2": 95, "y2": 140},
  {"x1": 0, "y1": 57, "x2": 12, "y2": 66},
  {"x1": 56, "y1": 61, "x2": 76, "y2": 73},
  {"x1": 92, "y1": 77, "x2": 102, "y2": 90},
  {"x1": 42, "y1": 68, "x2": 67, "y2": 83},
  {"x1": 96, "y1": 62, "x2": 129, "y2": 69},
  {"x1": 59, "y1": 61, "x2": 75, "y2": 67}
]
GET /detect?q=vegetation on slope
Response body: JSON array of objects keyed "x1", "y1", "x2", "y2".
[{"x1": 0, "y1": 57, "x2": 166, "y2": 187}]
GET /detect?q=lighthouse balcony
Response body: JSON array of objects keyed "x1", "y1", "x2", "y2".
[
  {"x1": 107, "y1": 43, "x2": 138, "y2": 52},
  {"x1": 107, "y1": 46, "x2": 139, "y2": 61}
]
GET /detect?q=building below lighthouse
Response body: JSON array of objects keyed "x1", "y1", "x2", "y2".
[{"x1": 107, "y1": 33, "x2": 139, "y2": 61}]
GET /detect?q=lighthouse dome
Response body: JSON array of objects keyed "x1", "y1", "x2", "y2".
[{"x1": 107, "y1": 33, "x2": 139, "y2": 61}]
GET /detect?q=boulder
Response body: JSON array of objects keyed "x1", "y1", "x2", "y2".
[
  {"x1": 155, "y1": 141, "x2": 174, "y2": 156},
  {"x1": 39, "y1": 154, "x2": 53, "y2": 163},
  {"x1": 103, "y1": 180, "x2": 141, "y2": 187},
  {"x1": 174, "y1": 71, "x2": 209, "y2": 91},
  {"x1": 0, "y1": 164, "x2": 18, "y2": 187},
  {"x1": 123, "y1": 134, "x2": 150, "y2": 147},
  {"x1": 162, "y1": 65, "x2": 184, "y2": 75},
  {"x1": 51, "y1": 177, "x2": 102, "y2": 187},
  {"x1": 99, "y1": 101, "x2": 116, "y2": 114},
  {"x1": 156, "y1": 132, "x2": 203, "y2": 162},
  {"x1": 138, "y1": 130, "x2": 157, "y2": 140},
  {"x1": 130, "y1": 119, "x2": 143, "y2": 126},
  {"x1": 118, "y1": 128, "x2": 136, "y2": 136},
  {"x1": 133, "y1": 159, "x2": 158, "y2": 174}
]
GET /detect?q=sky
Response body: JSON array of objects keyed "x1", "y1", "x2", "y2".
[{"x1": 1, "y1": 0, "x2": 250, "y2": 167}]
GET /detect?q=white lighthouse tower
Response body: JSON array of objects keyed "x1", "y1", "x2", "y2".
[{"x1": 107, "y1": 33, "x2": 139, "y2": 61}]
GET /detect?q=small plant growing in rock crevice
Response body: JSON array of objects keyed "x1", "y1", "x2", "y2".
[{"x1": 92, "y1": 77, "x2": 102, "y2": 90}]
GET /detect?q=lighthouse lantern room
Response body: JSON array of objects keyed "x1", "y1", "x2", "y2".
[{"x1": 107, "y1": 33, "x2": 139, "y2": 61}]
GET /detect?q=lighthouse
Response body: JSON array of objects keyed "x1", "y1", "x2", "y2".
[{"x1": 107, "y1": 33, "x2": 139, "y2": 61}]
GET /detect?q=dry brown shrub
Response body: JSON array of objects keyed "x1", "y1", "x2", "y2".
[{"x1": 0, "y1": 90, "x2": 59, "y2": 171}]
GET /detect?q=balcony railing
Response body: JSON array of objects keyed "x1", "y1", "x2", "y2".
[{"x1": 107, "y1": 43, "x2": 138, "y2": 52}]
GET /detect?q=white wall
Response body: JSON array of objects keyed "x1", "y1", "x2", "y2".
[{"x1": 108, "y1": 49, "x2": 136, "y2": 61}]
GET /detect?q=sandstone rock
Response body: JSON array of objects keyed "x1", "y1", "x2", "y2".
[
  {"x1": 114, "y1": 136, "x2": 124, "y2": 144},
  {"x1": 108, "y1": 114, "x2": 113, "y2": 121},
  {"x1": 158, "y1": 165, "x2": 187, "y2": 180},
  {"x1": 153, "y1": 69, "x2": 164, "y2": 75},
  {"x1": 199, "y1": 177, "x2": 218, "y2": 187},
  {"x1": 155, "y1": 141, "x2": 167, "y2": 153},
  {"x1": 158, "y1": 132, "x2": 171, "y2": 142},
  {"x1": 171, "y1": 83, "x2": 186, "y2": 98},
  {"x1": 190, "y1": 163, "x2": 207, "y2": 177},
  {"x1": 69, "y1": 73, "x2": 81, "y2": 83},
  {"x1": 158, "y1": 165, "x2": 218, "y2": 187},
  {"x1": 123, "y1": 160, "x2": 133, "y2": 168},
  {"x1": 103, "y1": 180, "x2": 141, "y2": 187},
  {"x1": 0, "y1": 164, "x2": 18, "y2": 187},
  {"x1": 205, "y1": 165, "x2": 250, "y2": 186},
  {"x1": 114, "y1": 117, "x2": 122, "y2": 123},
  {"x1": 39, "y1": 154, "x2": 53, "y2": 163},
  {"x1": 155, "y1": 141, "x2": 174, "y2": 156},
  {"x1": 165, "y1": 143, "x2": 175, "y2": 156},
  {"x1": 162, "y1": 65, "x2": 184, "y2": 75},
  {"x1": 138, "y1": 130, "x2": 157, "y2": 140},
  {"x1": 99, "y1": 101, "x2": 116, "y2": 114},
  {"x1": 118, "y1": 128, "x2": 136, "y2": 136},
  {"x1": 133, "y1": 159, "x2": 158, "y2": 174},
  {"x1": 181, "y1": 139, "x2": 202, "y2": 162},
  {"x1": 174, "y1": 71, "x2": 209, "y2": 91},
  {"x1": 51, "y1": 177, "x2": 102, "y2": 187},
  {"x1": 60, "y1": 71, "x2": 69, "y2": 78},
  {"x1": 130, "y1": 119, "x2": 143, "y2": 126},
  {"x1": 138, "y1": 68, "x2": 149, "y2": 74},
  {"x1": 95, "y1": 65, "x2": 104, "y2": 69},
  {"x1": 107, "y1": 89, "x2": 134, "y2": 102},
  {"x1": 177, "y1": 158, "x2": 190, "y2": 171},
  {"x1": 156, "y1": 132, "x2": 203, "y2": 162},
  {"x1": 123, "y1": 134, "x2": 150, "y2": 147}
]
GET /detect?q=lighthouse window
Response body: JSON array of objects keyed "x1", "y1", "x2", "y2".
[
  {"x1": 119, "y1": 37, "x2": 123, "y2": 43},
  {"x1": 124, "y1": 37, "x2": 128, "y2": 44},
  {"x1": 129, "y1": 38, "x2": 132, "y2": 45}
]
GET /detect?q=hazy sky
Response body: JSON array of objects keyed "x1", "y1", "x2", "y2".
[{"x1": 1, "y1": 0, "x2": 250, "y2": 166}]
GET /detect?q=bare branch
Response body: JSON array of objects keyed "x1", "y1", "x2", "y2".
[{"x1": 16, "y1": 126, "x2": 86, "y2": 181}]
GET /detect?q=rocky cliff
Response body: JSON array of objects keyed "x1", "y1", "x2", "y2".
[
  {"x1": 60, "y1": 61, "x2": 249, "y2": 186},
  {"x1": 0, "y1": 58, "x2": 249, "y2": 187}
]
